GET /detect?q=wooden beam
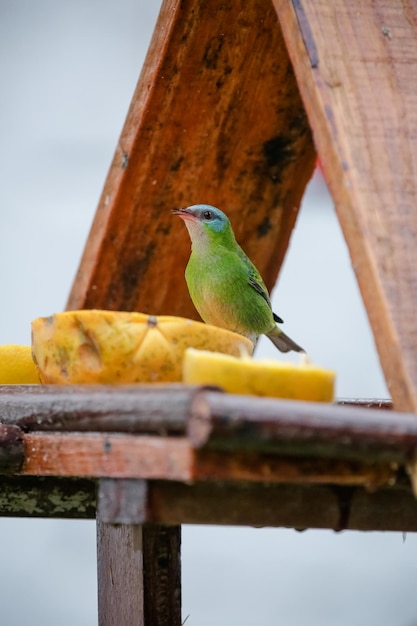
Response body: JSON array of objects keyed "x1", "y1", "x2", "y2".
[
  {"x1": 0, "y1": 476, "x2": 95, "y2": 518},
  {"x1": 0, "y1": 424, "x2": 23, "y2": 473},
  {"x1": 97, "y1": 521, "x2": 181, "y2": 626},
  {"x1": 0, "y1": 384, "x2": 208, "y2": 435},
  {"x1": 0, "y1": 389, "x2": 414, "y2": 482},
  {"x1": 15, "y1": 431, "x2": 402, "y2": 489},
  {"x1": 98, "y1": 479, "x2": 148, "y2": 524},
  {"x1": 273, "y1": 0, "x2": 417, "y2": 412},
  {"x1": 22, "y1": 433, "x2": 192, "y2": 480},
  {"x1": 142, "y1": 525, "x2": 182, "y2": 625},
  {"x1": 97, "y1": 521, "x2": 145, "y2": 626},
  {"x1": 1, "y1": 475, "x2": 417, "y2": 532},
  {"x1": 192, "y1": 449, "x2": 396, "y2": 488},
  {"x1": 66, "y1": 0, "x2": 316, "y2": 316},
  {"x1": 0, "y1": 386, "x2": 407, "y2": 467},
  {"x1": 188, "y1": 392, "x2": 417, "y2": 463},
  {"x1": 147, "y1": 480, "x2": 417, "y2": 532}
]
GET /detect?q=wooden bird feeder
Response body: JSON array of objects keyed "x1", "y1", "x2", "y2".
[{"x1": 2, "y1": 1, "x2": 417, "y2": 624}]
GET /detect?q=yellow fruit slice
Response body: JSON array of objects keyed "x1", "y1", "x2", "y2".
[
  {"x1": 0, "y1": 344, "x2": 40, "y2": 384},
  {"x1": 31, "y1": 310, "x2": 253, "y2": 384},
  {"x1": 182, "y1": 348, "x2": 335, "y2": 402}
]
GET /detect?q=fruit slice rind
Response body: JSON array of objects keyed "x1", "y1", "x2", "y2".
[
  {"x1": 32, "y1": 310, "x2": 253, "y2": 384},
  {"x1": 182, "y1": 348, "x2": 335, "y2": 402}
]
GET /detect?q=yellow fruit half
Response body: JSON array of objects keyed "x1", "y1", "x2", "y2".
[
  {"x1": 183, "y1": 348, "x2": 335, "y2": 402},
  {"x1": 31, "y1": 310, "x2": 253, "y2": 384},
  {"x1": 0, "y1": 344, "x2": 40, "y2": 384}
]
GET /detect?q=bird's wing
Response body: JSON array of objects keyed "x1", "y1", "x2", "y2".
[
  {"x1": 248, "y1": 275, "x2": 271, "y2": 307},
  {"x1": 244, "y1": 256, "x2": 285, "y2": 324},
  {"x1": 236, "y1": 243, "x2": 285, "y2": 323},
  {"x1": 273, "y1": 311, "x2": 284, "y2": 324}
]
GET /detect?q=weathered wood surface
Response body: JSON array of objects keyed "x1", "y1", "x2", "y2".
[
  {"x1": 142, "y1": 525, "x2": 182, "y2": 625},
  {"x1": 0, "y1": 387, "x2": 413, "y2": 477},
  {"x1": 192, "y1": 450, "x2": 396, "y2": 488},
  {"x1": 0, "y1": 424, "x2": 23, "y2": 473},
  {"x1": 22, "y1": 433, "x2": 192, "y2": 480},
  {"x1": 13, "y1": 429, "x2": 410, "y2": 496},
  {"x1": 147, "y1": 480, "x2": 417, "y2": 532},
  {"x1": 0, "y1": 388, "x2": 413, "y2": 472},
  {"x1": 97, "y1": 521, "x2": 145, "y2": 626},
  {"x1": 0, "y1": 384, "x2": 211, "y2": 435},
  {"x1": 0, "y1": 476, "x2": 96, "y2": 518},
  {"x1": 15, "y1": 431, "x2": 402, "y2": 489},
  {"x1": 273, "y1": 0, "x2": 417, "y2": 412},
  {"x1": 97, "y1": 494, "x2": 182, "y2": 626},
  {"x1": 98, "y1": 479, "x2": 148, "y2": 524},
  {"x1": 67, "y1": 0, "x2": 316, "y2": 317},
  {"x1": 188, "y1": 392, "x2": 417, "y2": 463},
  {"x1": 2, "y1": 476, "x2": 417, "y2": 532}
]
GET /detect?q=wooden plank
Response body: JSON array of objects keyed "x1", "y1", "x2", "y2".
[
  {"x1": 0, "y1": 384, "x2": 210, "y2": 435},
  {"x1": 66, "y1": 0, "x2": 316, "y2": 316},
  {"x1": 1, "y1": 475, "x2": 416, "y2": 532},
  {"x1": 22, "y1": 433, "x2": 192, "y2": 480},
  {"x1": 2, "y1": 392, "x2": 415, "y2": 482},
  {"x1": 97, "y1": 521, "x2": 181, "y2": 626},
  {"x1": 188, "y1": 392, "x2": 417, "y2": 462},
  {"x1": 15, "y1": 431, "x2": 402, "y2": 490},
  {"x1": 0, "y1": 476, "x2": 96, "y2": 518},
  {"x1": 147, "y1": 481, "x2": 417, "y2": 532},
  {"x1": 273, "y1": 0, "x2": 417, "y2": 412},
  {"x1": 192, "y1": 450, "x2": 396, "y2": 488},
  {"x1": 0, "y1": 424, "x2": 23, "y2": 473},
  {"x1": 97, "y1": 521, "x2": 145, "y2": 626},
  {"x1": 142, "y1": 525, "x2": 182, "y2": 625},
  {"x1": 98, "y1": 478, "x2": 148, "y2": 524},
  {"x1": 0, "y1": 476, "x2": 417, "y2": 528}
]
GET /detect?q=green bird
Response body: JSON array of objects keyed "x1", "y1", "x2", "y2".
[{"x1": 172, "y1": 204, "x2": 304, "y2": 353}]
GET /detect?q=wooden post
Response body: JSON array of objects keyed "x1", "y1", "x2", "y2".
[
  {"x1": 273, "y1": 0, "x2": 417, "y2": 413},
  {"x1": 96, "y1": 480, "x2": 181, "y2": 626},
  {"x1": 97, "y1": 523, "x2": 145, "y2": 626}
]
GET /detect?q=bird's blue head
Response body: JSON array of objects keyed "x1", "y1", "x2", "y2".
[{"x1": 172, "y1": 204, "x2": 235, "y2": 247}]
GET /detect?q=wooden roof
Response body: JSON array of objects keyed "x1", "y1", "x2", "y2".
[{"x1": 67, "y1": 0, "x2": 417, "y2": 415}]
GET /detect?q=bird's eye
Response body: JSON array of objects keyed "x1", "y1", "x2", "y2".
[{"x1": 203, "y1": 210, "x2": 213, "y2": 220}]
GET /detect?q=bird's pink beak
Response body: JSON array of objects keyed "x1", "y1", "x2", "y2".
[{"x1": 171, "y1": 208, "x2": 197, "y2": 222}]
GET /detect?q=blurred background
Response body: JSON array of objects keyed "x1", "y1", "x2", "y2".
[{"x1": 1, "y1": 1, "x2": 417, "y2": 625}]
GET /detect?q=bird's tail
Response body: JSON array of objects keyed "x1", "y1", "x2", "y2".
[{"x1": 267, "y1": 328, "x2": 305, "y2": 353}]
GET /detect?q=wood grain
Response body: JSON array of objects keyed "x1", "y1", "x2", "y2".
[
  {"x1": 148, "y1": 480, "x2": 417, "y2": 532},
  {"x1": 98, "y1": 478, "x2": 148, "y2": 524},
  {"x1": 22, "y1": 433, "x2": 192, "y2": 480},
  {"x1": 273, "y1": 0, "x2": 417, "y2": 412},
  {"x1": 97, "y1": 522, "x2": 145, "y2": 626},
  {"x1": 0, "y1": 383, "x2": 212, "y2": 435},
  {"x1": 0, "y1": 476, "x2": 96, "y2": 518},
  {"x1": 15, "y1": 430, "x2": 403, "y2": 491},
  {"x1": 67, "y1": 0, "x2": 316, "y2": 317},
  {"x1": 0, "y1": 424, "x2": 23, "y2": 473},
  {"x1": 142, "y1": 525, "x2": 182, "y2": 626},
  {"x1": 192, "y1": 449, "x2": 396, "y2": 488},
  {"x1": 188, "y1": 392, "x2": 417, "y2": 463},
  {"x1": 1, "y1": 476, "x2": 416, "y2": 532}
]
